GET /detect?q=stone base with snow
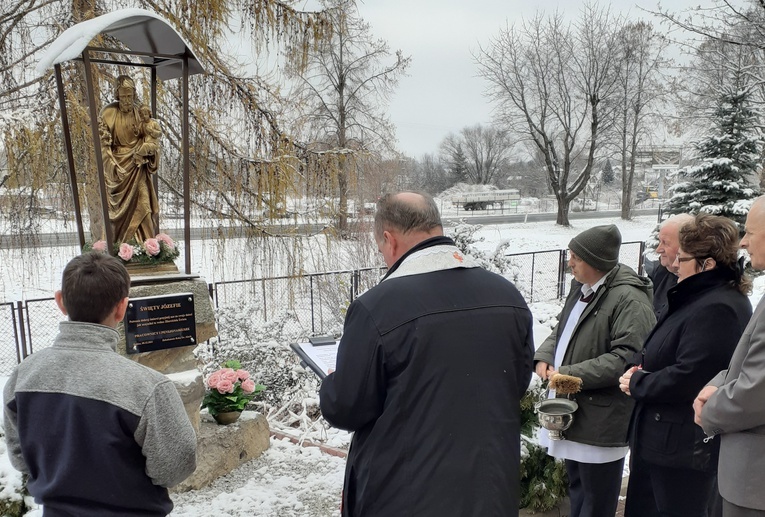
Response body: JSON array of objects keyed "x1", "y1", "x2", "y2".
[{"x1": 175, "y1": 410, "x2": 270, "y2": 492}]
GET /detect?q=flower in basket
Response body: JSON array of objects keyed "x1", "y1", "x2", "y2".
[{"x1": 201, "y1": 360, "x2": 265, "y2": 417}]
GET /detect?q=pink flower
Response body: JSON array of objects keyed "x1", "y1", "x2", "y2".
[
  {"x1": 221, "y1": 368, "x2": 239, "y2": 383},
  {"x1": 207, "y1": 370, "x2": 222, "y2": 389},
  {"x1": 216, "y1": 379, "x2": 235, "y2": 394},
  {"x1": 118, "y1": 243, "x2": 134, "y2": 261},
  {"x1": 92, "y1": 240, "x2": 107, "y2": 252},
  {"x1": 144, "y1": 238, "x2": 161, "y2": 256},
  {"x1": 241, "y1": 379, "x2": 256, "y2": 394},
  {"x1": 156, "y1": 233, "x2": 175, "y2": 250},
  {"x1": 236, "y1": 369, "x2": 250, "y2": 381}
]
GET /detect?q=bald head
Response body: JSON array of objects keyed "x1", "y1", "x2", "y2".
[
  {"x1": 657, "y1": 213, "x2": 694, "y2": 271},
  {"x1": 374, "y1": 192, "x2": 443, "y2": 238},
  {"x1": 661, "y1": 213, "x2": 695, "y2": 232},
  {"x1": 751, "y1": 195, "x2": 765, "y2": 213},
  {"x1": 374, "y1": 191, "x2": 443, "y2": 267},
  {"x1": 742, "y1": 196, "x2": 765, "y2": 270}
]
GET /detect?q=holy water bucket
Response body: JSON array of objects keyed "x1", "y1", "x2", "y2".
[{"x1": 536, "y1": 398, "x2": 578, "y2": 440}]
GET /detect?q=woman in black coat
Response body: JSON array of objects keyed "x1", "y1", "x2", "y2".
[{"x1": 619, "y1": 214, "x2": 753, "y2": 517}]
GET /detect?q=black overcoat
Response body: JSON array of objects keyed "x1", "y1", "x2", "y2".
[
  {"x1": 628, "y1": 267, "x2": 752, "y2": 471},
  {"x1": 320, "y1": 237, "x2": 534, "y2": 517}
]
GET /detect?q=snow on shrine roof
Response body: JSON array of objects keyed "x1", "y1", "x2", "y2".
[{"x1": 36, "y1": 8, "x2": 205, "y2": 80}]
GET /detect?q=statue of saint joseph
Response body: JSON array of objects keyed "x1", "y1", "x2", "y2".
[{"x1": 98, "y1": 75, "x2": 160, "y2": 244}]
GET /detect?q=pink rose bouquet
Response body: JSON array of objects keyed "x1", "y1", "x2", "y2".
[
  {"x1": 201, "y1": 360, "x2": 265, "y2": 416},
  {"x1": 84, "y1": 233, "x2": 179, "y2": 265}
]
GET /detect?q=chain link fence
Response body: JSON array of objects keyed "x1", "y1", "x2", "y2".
[
  {"x1": 504, "y1": 241, "x2": 646, "y2": 303},
  {"x1": 0, "y1": 302, "x2": 23, "y2": 375},
  {"x1": 209, "y1": 267, "x2": 386, "y2": 339},
  {"x1": 0, "y1": 243, "x2": 646, "y2": 375}
]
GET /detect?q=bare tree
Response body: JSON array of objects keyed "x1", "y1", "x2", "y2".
[
  {"x1": 652, "y1": 0, "x2": 765, "y2": 51},
  {"x1": 610, "y1": 21, "x2": 670, "y2": 219},
  {"x1": 476, "y1": 5, "x2": 623, "y2": 225},
  {"x1": 401, "y1": 153, "x2": 451, "y2": 194},
  {"x1": 439, "y1": 125, "x2": 513, "y2": 186},
  {"x1": 287, "y1": 0, "x2": 410, "y2": 234}
]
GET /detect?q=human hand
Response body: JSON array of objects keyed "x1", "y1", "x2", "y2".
[
  {"x1": 535, "y1": 361, "x2": 554, "y2": 381},
  {"x1": 619, "y1": 366, "x2": 638, "y2": 396},
  {"x1": 693, "y1": 385, "x2": 718, "y2": 426}
]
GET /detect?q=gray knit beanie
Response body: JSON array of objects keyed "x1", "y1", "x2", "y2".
[{"x1": 568, "y1": 224, "x2": 622, "y2": 272}]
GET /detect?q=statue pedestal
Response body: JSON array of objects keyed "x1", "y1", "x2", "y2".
[
  {"x1": 166, "y1": 370, "x2": 205, "y2": 435},
  {"x1": 117, "y1": 271, "x2": 217, "y2": 435},
  {"x1": 172, "y1": 411, "x2": 271, "y2": 492},
  {"x1": 125, "y1": 262, "x2": 181, "y2": 276}
]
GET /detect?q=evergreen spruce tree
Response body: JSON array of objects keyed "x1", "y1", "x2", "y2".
[
  {"x1": 602, "y1": 159, "x2": 615, "y2": 184},
  {"x1": 448, "y1": 144, "x2": 470, "y2": 183},
  {"x1": 663, "y1": 87, "x2": 761, "y2": 229}
]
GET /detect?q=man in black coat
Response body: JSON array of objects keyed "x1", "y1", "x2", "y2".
[
  {"x1": 319, "y1": 192, "x2": 534, "y2": 517},
  {"x1": 645, "y1": 214, "x2": 694, "y2": 319}
]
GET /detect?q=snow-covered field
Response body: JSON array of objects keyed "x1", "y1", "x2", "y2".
[{"x1": 2, "y1": 213, "x2": 762, "y2": 516}]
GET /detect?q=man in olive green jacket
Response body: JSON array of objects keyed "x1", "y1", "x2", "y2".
[{"x1": 535, "y1": 225, "x2": 655, "y2": 517}]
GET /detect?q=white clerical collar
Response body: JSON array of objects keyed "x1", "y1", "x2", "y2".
[{"x1": 383, "y1": 244, "x2": 478, "y2": 281}]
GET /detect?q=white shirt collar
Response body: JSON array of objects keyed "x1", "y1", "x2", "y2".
[{"x1": 580, "y1": 272, "x2": 608, "y2": 299}]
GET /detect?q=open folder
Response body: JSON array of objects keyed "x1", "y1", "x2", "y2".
[{"x1": 290, "y1": 336, "x2": 340, "y2": 379}]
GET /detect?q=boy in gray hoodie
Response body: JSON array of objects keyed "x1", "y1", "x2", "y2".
[{"x1": 3, "y1": 252, "x2": 197, "y2": 516}]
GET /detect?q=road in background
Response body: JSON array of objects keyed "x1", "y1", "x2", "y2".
[{"x1": 0, "y1": 208, "x2": 660, "y2": 249}]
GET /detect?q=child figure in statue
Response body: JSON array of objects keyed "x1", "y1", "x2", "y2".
[{"x1": 134, "y1": 104, "x2": 162, "y2": 167}]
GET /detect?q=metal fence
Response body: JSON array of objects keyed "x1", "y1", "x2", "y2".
[
  {"x1": 208, "y1": 267, "x2": 387, "y2": 336},
  {"x1": 0, "y1": 242, "x2": 646, "y2": 375},
  {"x1": 506, "y1": 240, "x2": 646, "y2": 303}
]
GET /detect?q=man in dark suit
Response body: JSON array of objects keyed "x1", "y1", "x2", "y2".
[{"x1": 320, "y1": 191, "x2": 534, "y2": 517}]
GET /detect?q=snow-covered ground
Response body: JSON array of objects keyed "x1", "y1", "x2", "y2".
[{"x1": 2, "y1": 213, "x2": 762, "y2": 516}]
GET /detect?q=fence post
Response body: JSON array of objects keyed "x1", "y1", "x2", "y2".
[
  {"x1": 530, "y1": 252, "x2": 536, "y2": 303},
  {"x1": 14, "y1": 301, "x2": 29, "y2": 360},
  {"x1": 310, "y1": 275, "x2": 315, "y2": 334},
  {"x1": 11, "y1": 302, "x2": 25, "y2": 363},
  {"x1": 558, "y1": 250, "x2": 567, "y2": 299},
  {"x1": 261, "y1": 278, "x2": 267, "y2": 322},
  {"x1": 22, "y1": 301, "x2": 35, "y2": 357},
  {"x1": 638, "y1": 242, "x2": 646, "y2": 276}
]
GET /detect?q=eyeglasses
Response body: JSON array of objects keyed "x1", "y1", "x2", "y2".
[{"x1": 674, "y1": 255, "x2": 697, "y2": 263}]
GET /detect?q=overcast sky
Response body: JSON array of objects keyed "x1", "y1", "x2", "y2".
[{"x1": 340, "y1": 0, "x2": 711, "y2": 158}]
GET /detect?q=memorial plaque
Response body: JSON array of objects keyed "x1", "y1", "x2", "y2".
[{"x1": 125, "y1": 293, "x2": 197, "y2": 354}]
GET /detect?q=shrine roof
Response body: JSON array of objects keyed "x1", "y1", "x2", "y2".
[{"x1": 37, "y1": 8, "x2": 205, "y2": 80}]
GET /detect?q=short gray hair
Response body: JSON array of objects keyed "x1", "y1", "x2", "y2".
[
  {"x1": 374, "y1": 192, "x2": 442, "y2": 238},
  {"x1": 660, "y1": 213, "x2": 694, "y2": 232}
]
